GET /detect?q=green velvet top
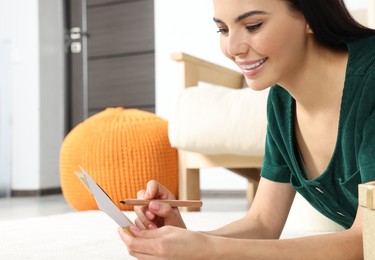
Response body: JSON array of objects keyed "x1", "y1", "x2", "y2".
[{"x1": 260, "y1": 35, "x2": 375, "y2": 229}]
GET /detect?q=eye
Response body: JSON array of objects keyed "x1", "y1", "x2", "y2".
[
  {"x1": 246, "y1": 23, "x2": 263, "y2": 32},
  {"x1": 216, "y1": 27, "x2": 228, "y2": 35}
]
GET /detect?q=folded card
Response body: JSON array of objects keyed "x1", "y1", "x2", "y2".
[{"x1": 75, "y1": 166, "x2": 133, "y2": 235}]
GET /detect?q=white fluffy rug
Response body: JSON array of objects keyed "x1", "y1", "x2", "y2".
[
  {"x1": 0, "y1": 209, "x2": 338, "y2": 260},
  {"x1": 0, "y1": 211, "x2": 246, "y2": 260}
]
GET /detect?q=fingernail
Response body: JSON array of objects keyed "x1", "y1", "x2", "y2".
[
  {"x1": 145, "y1": 192, "x2": 151, "y2": 199},
  {"x1": 146, "y1": 210, "x2": 155, "y2": 220},
  {"x1": 149, "y1": 202, "x2": 160, "y2": 211},
  {"x1": 130, "y1": 225, "x2": 140, "y2": 232},
  {"x1": 148, "y1": 223, "x2": 157, "y2": 230}
]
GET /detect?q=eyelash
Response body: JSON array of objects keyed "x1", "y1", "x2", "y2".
[
  {"x1": 216, "y1": 23, "x2": 263, "y2": 35},
  {"x1": 246, "y1": 23, "x2": 263, "y2": 32},
  {"x1": 216, "y1": 28, "x2": 228, "y2": 34}
]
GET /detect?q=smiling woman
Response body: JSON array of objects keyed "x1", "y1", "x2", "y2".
[
  {"x1": 118, "y1": 0, "x2": 375, "y2": 259},
  {"x1": 213, "y1": 0, "x2": 311, "y2": 91}
]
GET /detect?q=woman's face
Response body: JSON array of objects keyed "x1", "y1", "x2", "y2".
[{"x1": 213, "y1": 0, "x2": 311, "y2": 90}]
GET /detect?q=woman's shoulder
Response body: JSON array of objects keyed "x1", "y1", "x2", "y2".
[
  {"x1": 347, "y1": 34, "x2": 375, "y2": 50},
  {"x1": 267, "y1": 85, "x2": 292, "y2": 120},
  {"x1": 346, "y1": 35, "x2": 375, "y2": 75},
  {"x1": 268, "y1": 85, "x2": 290, "y2": 105}
]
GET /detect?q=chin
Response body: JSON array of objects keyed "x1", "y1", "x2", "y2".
[{"x1": 245, "y1": 79, "x2": 273, "y2": 92}]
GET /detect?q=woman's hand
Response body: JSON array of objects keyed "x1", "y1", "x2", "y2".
[
  {"x1": 119, "y1": 225, "x2": 211, "y2": 260},
  {"x1": 133, "y1": 180, "x2": 186, "y2": 230}
]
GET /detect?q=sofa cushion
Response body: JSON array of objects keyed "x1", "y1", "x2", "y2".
[{"x1": 168, "y1": 82, "x2": 269, "y2": 156}]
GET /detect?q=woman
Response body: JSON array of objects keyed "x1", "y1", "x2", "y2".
[{"x1": 119, "y1": 0, "x2": 375, "y2": 258}]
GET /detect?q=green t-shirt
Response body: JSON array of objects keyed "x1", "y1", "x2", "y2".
[{"x1": 261, "y1": 35, "x2": 375, "y2": 229}]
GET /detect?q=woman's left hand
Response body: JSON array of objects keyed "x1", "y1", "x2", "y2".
[{"x1": 118, "y1": 225, "x2": 211, "y2": 259}]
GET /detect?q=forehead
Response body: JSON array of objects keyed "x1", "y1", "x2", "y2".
[
  {"x1": 213, "y1": 0, "x2": 286, "y2": 15},
  {"x1": 213, "y1": 0, "x2": 296, "y2": 22}
]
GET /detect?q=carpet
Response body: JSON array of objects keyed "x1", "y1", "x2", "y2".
[
  {"x1": 0, "y1": 211, "x2": 245, "y2": 259},
  {"x1": 0, "y1": 209, "x2": 336, "y2": 260}
]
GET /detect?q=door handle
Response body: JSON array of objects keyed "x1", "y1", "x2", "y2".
[
  {"x1": 70, "y1": 27, "x2": 88, "y2": 40},
  {"x1": 69, "y1": 27, "x2": 88, "y2": 53}
]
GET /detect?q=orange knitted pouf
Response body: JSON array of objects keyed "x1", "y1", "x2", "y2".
[{"x1": 60, "y1": 107, "x2": 178, "y2": 211}]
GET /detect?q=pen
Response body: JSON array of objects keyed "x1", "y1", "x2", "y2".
[{"x1": 119, "y1": 199, "x2": 203, "y2": 208}]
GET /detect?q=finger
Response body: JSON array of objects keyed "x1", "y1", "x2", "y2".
[
  {"x1": 134, "y1": 217, "x2": 147, "y2": 230},
  {"x1": 133, "y1": 205, "x2": 147, "y2": 222},
  {"x1": 118, "y1": 227, "x2": 153, "y2": 258},
  {"x1": 144, "y1": 180, "x2": 162, "y2": 199},
  {"x1": 136, "y1": 190, "x2": 156, "y2": 218},
  {"x1": 148, "y1": 201, "x2": 173, "y2": 217},
  {"x1": 137, "y1": 190, "x2": 156, "y2": 219},
  {"x1": 134, "y1": 206, "x2": 157, "y2": 230},
  {"x1": 135, "y1": 216, "x2": 158, "y2": 230},
  {"x1": 130, "y1": 225, "x2": 168, "y2": 239},
  {"x1": 148, "y1": 202, "x2": 186, "y2": 228},
  {"x1": 119, "y1": 227, "x2": 168, "y2": 257},
  {"x1": 145, "y1": 209, "x2": 156, "y2": 220},
  {"x1": 137, "y1": 189, "x2": 146, "y2": 199},
  {"x1": 145, "y1": 180, "x2": 175, "y2": 200}
]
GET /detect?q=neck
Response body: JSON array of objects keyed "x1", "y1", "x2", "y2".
[{"x1": 279, "y1": 41, "x2": 348, "y2": 115}]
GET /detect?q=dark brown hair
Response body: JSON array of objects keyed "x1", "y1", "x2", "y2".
[{"x1": 284, "y1": 0, "x2": 375, "y2": 48}]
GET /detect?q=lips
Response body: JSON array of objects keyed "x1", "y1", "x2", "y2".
[{"x1": 241, "y1": 58, "x2": 268, "y2": 71}]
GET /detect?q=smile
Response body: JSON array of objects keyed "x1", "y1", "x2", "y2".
[{"x1": 242, "y1": 58, "x2": 268, "y2": 70}]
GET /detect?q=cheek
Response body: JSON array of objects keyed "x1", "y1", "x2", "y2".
[
  {"x1": 220, "y1": 38, "x2": 233, "y2": 61},
  {"x1": 262, "y1": 27, "x2": 301, "y2": 57},
  {"x1": 261, "y1": 25, "x2": 308, "y2": 72}
]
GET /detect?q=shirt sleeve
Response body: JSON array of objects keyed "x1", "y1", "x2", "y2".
[
  {"x1": 260, "y1": 127, "x2": 292, "y2": 183},
  {"x1": 260, "y1": 87, "x2": 292, "y2": 183}
]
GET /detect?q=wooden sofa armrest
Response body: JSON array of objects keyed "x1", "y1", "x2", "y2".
[{"x1": 170, "y1": 52, "x2": 244, "y2": 89}]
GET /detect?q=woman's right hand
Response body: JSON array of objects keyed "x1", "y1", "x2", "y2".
[{"x1": 133, "y1": 180, "x2": 186, "y2": 230}]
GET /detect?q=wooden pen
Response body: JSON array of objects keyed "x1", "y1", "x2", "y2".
[{"x1": 120, "y1": 199, "x2": 203, "y2": 208}]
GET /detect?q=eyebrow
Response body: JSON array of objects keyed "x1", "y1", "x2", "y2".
[{"x1": 213, "y1": 10, "x2": 267, "y2": 24}]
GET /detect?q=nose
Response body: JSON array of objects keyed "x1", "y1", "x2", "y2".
[{"x1": 224, "y1": 30, "x2": 249, "y2": 58}]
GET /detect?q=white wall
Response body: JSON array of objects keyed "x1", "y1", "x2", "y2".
[
  {"x1": 345, "y1": 0, "x2": 368, "y2": 9},
  {"x1": 0, "y1": 0, "x2": 65, "y2": 192},
  {"x1": 0, "y1": 0, "x2": 40, "y2": 190},
  {"x1": 154, "y1": 0, "x2": 247, "y2": 191},
  {"x1": 154, "y1": 0, "x2": 372, "y2": 191},
  {"x1": 154, "y1": 0, "x2": 237, "y2": 121}
]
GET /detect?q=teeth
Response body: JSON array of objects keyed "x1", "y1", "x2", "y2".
[{"x1": 243, "y1": 58, "x2": 267, "y2": 70}]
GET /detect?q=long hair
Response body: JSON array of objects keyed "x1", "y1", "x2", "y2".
[{"x1": 284, "y1": 0, "x2": 375, "y2": 48}]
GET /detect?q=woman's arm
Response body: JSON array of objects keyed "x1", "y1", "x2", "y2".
[
  {"x1": 120, "y1": 207, "x2": 363, "y2": 259},
  {"x1": 204, "y1": 177, "x2": 296, "y2": 239},
  {"x1": 132, "y1": 177, "x2": 295, "y2": 236},
  {"x1": 119, "y1": 178, "x2": 363, "y2": 259},
  {"x1": 210, "y1": 207, "x2": 363, "y2": 260},
  {"x1": 204, "y1": 178, "x2": 362, "y2": 259}
]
